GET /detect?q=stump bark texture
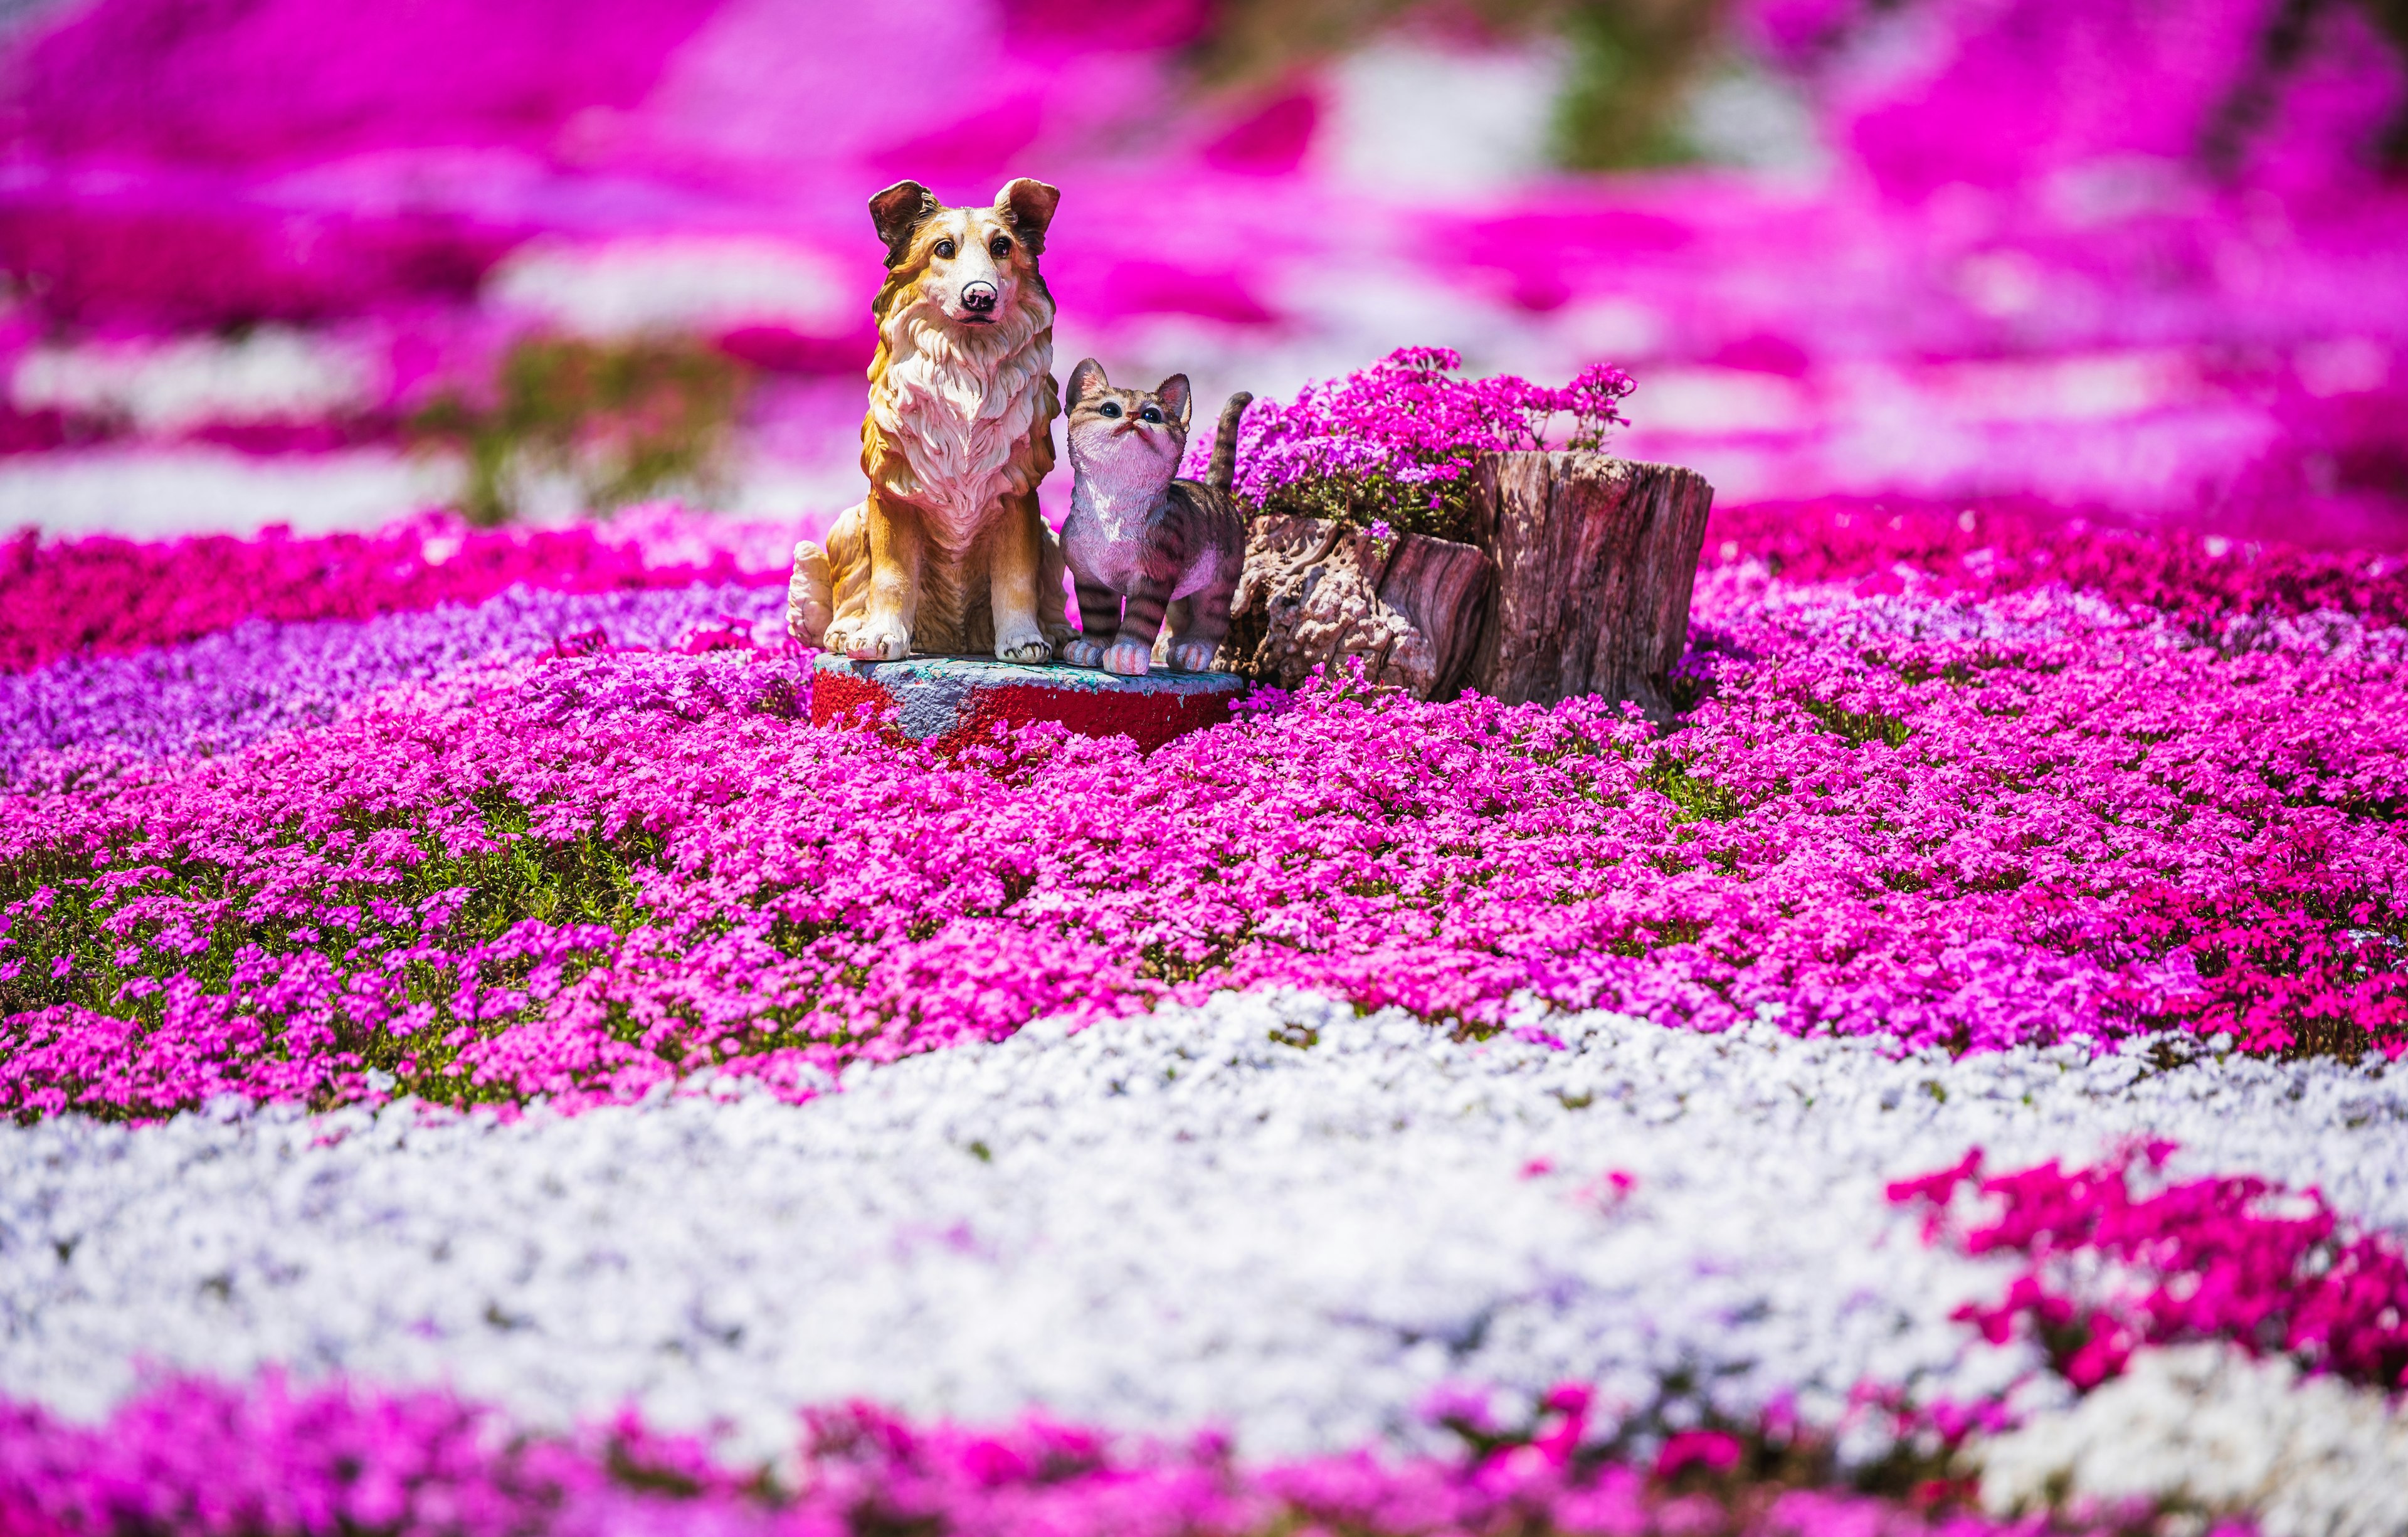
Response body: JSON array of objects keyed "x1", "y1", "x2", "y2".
[
  {"x1": 1225, "y1": 455, "x2": 1711, "y2": 711},
  {"x1": 1466, "y1": 454, "x2": 1714, "y2": 713},
  {"x1": 1223, "y1": 516, "x2": 1493, "y2": 699}
]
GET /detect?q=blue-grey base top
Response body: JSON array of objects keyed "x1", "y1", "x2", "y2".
[{"x1": 811, "y1": 653, "x2": 1245, "y2": 696}]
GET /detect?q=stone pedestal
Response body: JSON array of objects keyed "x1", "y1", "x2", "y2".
[{"x1": 811, "y1": 655, "x2": 1246, "y2": 753}]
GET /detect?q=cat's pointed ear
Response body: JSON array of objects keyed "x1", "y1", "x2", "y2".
[
  {"x1": 1066, "y1": 357, "x2": 1109, "y2": 410},
  {"x1": 869, "y1": 180, "x2": 941, "y2": 267},
  {"x1": 993, "y1": 178, "x2": 1060, "y2": 256},
  {"x1": 1155, "y1": 374, "x2": 1192, "y2": 431}
]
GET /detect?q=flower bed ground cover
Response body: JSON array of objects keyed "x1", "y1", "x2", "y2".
[
  {"x1": 0, "y1": 1375, "x2": 2107, "y2": 1537},
  {"x1": 3, "y1": 498, "x2": 2402, "y2": 1121},
  {"x1": 0, "y1": 509, "x2": 793, "y2": 675},
  {"x1": 4, "y1": 3, "x2": 2405, "y2": 1531},
  {"x1": 1, "y1": 498, "x2": 2404, "y2": 1533},
  {"x1": 4, "y1": 991, "x2": 2404, "y2": 1533}
]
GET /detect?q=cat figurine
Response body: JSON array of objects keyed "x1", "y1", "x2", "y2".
[{"x1": 1057, "y1": 357, "x2": 1252, "y2": 676}]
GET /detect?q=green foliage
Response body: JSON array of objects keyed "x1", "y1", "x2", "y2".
[
  {"x1": 1187, "y1": 0, "x2": 1726, "y2": 172},
  {"x1": 0, "y1": 796, "x2": 664, "y2": 1116},
  {"x1": 1553, "y1": 1, "x2": 1726, "y2": 171},
  {"x1": 1642, "y1": 752, "x2": 1746, "y2": 823},
  {"x1": 1800, "y1": 696, "x2": 1913, "y2": 749},
  {"x1": 410, "y1": 335, "x2": 751, "y2": 526},
  {"x1": 1254, "y1": 467, "x2": 1484, "y2": 544}
]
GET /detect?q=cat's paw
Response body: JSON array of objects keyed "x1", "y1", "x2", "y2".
[
  {"x1": 1166, "y1": 640, "x2": 1220, "y2": 673},
  {"x1": 995, "y1": 629, "x2": 1054, "y2": 665},
  {"x1": 1101, "y1": 638, "x2": 1152, "y2": 677},
  {"x1": 1060, "y1": 636, "x2": 1106, "y2": 668},
  {"x1": 843, "y1": 625, "x2": 909, "y2": 662}
]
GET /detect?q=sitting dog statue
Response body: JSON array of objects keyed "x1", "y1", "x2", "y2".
[{"x1": 788, "y1": 177, "x2": 1072, "y2": 663}]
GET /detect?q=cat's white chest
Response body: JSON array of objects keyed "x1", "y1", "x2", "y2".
[
  {"x1": 1062, "y1": 504, "x2": 1143, "y2": 590},
  {"x1": 1063, "y1": 460, "x2": 1163, "y2": 591}
]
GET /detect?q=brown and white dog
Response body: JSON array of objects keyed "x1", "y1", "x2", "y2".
[{"x1": 788, "y1": 177, "x2": 1072, "y2": 662}]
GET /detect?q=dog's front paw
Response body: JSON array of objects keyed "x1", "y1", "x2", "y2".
[
  {"x1": 1060, "y1": 636, "x2": 1106, "y2": 668},
  {"x1": 995, "y1": 629, "x2": 1054, "y2": 665},
  {"x1": 846, "y1": 626, "x2": 909, "y2": 662},
  {"x1": 1166, "y1": 641, "x2": 1220, "y2": 673},
  {"x1": 1100, "y1": 638, "x2": 1151, "y2": 677}
]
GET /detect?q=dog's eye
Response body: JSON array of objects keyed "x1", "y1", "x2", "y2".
[
  {"x1": 1098, "y1": 402, "x2": 1122, "y2": 418},
  {"x1": 988, "y1": 235, "x2": 1012, "y2": 258},
  {"x1": 933, "y1": 239, "x2": 957, "y2": 260},
  {"x1": 1140, "y1": 406, "x2": 1163, "y2": 424}
]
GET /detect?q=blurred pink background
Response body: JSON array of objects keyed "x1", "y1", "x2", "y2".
[{"x1": 0, "y1": 0, "x2": 2401, "y2": 547}]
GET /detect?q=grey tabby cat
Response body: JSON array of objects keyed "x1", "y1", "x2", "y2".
[{"x1": 1058, "y1": 357, "x2": 1252, "y2": 676}]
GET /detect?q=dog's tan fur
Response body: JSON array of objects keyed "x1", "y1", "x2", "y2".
[{"x1": 789, "y1": 178, "x2": 1072, "y2": 662}]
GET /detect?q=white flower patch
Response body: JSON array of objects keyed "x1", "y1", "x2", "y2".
[
  {"x1": 483, "y1": 236, "x2": 855, "y2": 339},
  {"x1": 0, "y1": 992, "x2": 2402, "y2": 1474},
  {"x1": 0, "y1": 446, "x2": 460, "y2": 537},
  {"x1": 1973, "y1": 1342, "x2": 2408, "y2": 1537},
  {"x1": 11, "y1": 329, "x2": 382, "y2": 435}
]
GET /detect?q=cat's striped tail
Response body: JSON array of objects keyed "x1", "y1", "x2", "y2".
[{"x1": 1207, "y1": 391, "x2": 1253, "y2": 502}]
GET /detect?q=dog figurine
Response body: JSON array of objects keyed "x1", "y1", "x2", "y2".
[{"x1": 788, "y1": 177, "x2": 1072, "y2": 663}]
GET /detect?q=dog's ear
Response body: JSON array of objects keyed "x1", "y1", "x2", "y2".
[
  {"x1": 1065, "y1": 357, "x2": 1108, "y2": 410},
  {"x1": 1154, "y1": 375, "x2": 1192, "y2": 431},
  {"x1": 993, "y1": 178, "x2": 1060, "y2": 256},
  {"x1": 869, "y1": 180, "x2": 941, "y2": 267}
]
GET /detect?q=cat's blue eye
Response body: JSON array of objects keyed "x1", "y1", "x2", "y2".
[
  {"x1": 1098, "y1": 402, "x2": 1122, "y2": 418},
  {"x1": 1140, "y1": 406, "x2": 1163, "y2": 424}
]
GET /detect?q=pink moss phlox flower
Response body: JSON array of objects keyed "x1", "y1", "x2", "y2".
[
  {"x1": 0, "y1": 1371, "x2": 2121, "y2": 1537},
  {"x1": 0, "y1": 512, "x2": 786, "y2": 675},
  {"x1": 1652, "y1": 1429, "x2": 1745, "y2": 1482},
  {"x1": 1705, "y1": 499, "x2": 2408, "y2": 633},
  {"x1": 0, "y1": 581, "x2": 781, "y2": 792},
  {"x1": 2, "y1": 496, "x2": 2402, "y2": 1119},
  {"x1": 1891, "y1": 1145, "x2": 2408, "y2": 1392},
  {"x1": 1182, "y1": 347, "x2": 1635, "y2": 538}
]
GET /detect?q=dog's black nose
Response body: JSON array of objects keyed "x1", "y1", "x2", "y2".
[{"x1": 960, "y1": 282, "x2": 998, "y2": 313}]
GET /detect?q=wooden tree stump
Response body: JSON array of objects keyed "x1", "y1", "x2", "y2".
[
  {"x1": 1466, "y1": 453, "x2": 1714, "y2": 714},
  {"x1": 1378, "y1": 527, "x2": 1495, "y2": 697},
  {"x1": 1222, "y1": 515, "x2": 1494, "y2": 699},
  {"x1": 1223, "y1": 455, "x2": 1710, "y2": 712}
]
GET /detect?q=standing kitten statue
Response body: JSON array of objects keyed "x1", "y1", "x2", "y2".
[{"x1": 1059, "y1": 357, "x2": 1251, "y2": 676}]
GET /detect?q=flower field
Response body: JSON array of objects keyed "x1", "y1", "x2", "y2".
[
  {"x1": 5, "y1": 0, "x2": 2408, "y2": 1531},
  {"x1": 4, "y1": 490, "x2": 2407, "y2": 1533}
]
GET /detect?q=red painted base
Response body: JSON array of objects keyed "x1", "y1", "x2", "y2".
[{"x1": 810, "y1": 655, "x2": 1246, "y2": 753}]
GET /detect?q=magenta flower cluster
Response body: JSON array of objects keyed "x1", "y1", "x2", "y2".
[
  {"x1": 1185, "y1": 347, "x2": 1635, "y2": 541},
  {"x1": 0, "y1": 516, "x2": 778, "y2": 675},
  {"x1": 1, "y1": 496, "x2": 2399, "y2": 1119},
  {"x1": 1704, "y1": 500, "x2": 2408, "y2": 635},
  {"x1": 0, "y1": 1373, "x2": 2103, "y2": 1537},
  {"x1": 0, "y1": 582, "x2": 779, "y2": 793},
  {"x1": 1891, "y1": 1144, "x2": 2408, "y2": 1392}
]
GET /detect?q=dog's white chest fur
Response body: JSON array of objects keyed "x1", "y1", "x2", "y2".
[{"x1": 872, "y1": 315, "x2": 1050, "y2": 549}]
